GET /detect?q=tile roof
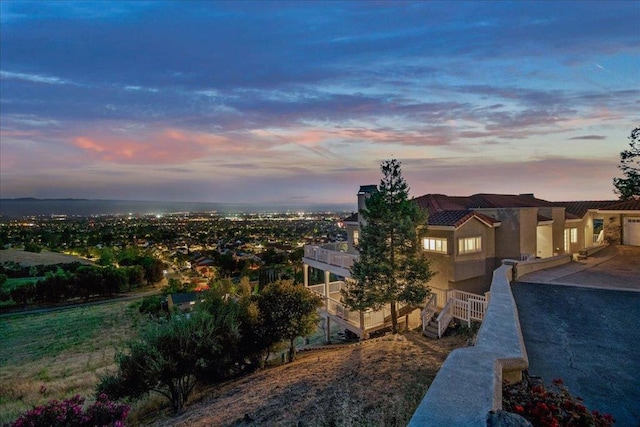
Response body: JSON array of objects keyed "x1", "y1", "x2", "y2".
[
  {"x1": 554, "y1": 200, "x2": 618, "y2": 218},
  {"x1": 554, "y1": 200, "x2": 640, "y2": 217},
  {"x1": 601, "y1": 199, "x2": 640, "y2": 211}
]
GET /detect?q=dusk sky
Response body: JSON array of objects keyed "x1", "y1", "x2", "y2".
[{"x1": 1, "y1": 1, "x2": 639, "y2": 207}]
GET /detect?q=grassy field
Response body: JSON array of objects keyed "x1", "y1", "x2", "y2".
[{"x1": 0, "y1": 300, "x2": 140, "y2": 424}]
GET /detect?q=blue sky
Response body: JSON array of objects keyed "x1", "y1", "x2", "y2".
[{"x1": 1, "y1": 1, "x2": 639, "y2": 206}]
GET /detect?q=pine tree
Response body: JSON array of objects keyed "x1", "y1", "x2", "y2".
[
  {"x1": 342, "y1": 159, "x2": 434, "y2": 333},
  {"x1": 613, "y1": 126, "x2": 640, "y2": 200}
]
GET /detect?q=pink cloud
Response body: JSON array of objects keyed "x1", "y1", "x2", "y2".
[{"x1": 71, "y1": 128, "x2": 243, "y2": 164}]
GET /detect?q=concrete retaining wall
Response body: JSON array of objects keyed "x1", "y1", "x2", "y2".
[
  {"x1": 514, "y1": 254, "x2": 571, "y2": 278},
  {"x1": 408, "y1": 263, "x2": 528, "y2": 426}
]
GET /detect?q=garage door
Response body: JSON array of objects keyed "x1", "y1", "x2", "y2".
[{"x1": 623, "y1": 217, "x2": 640, "y2": 246}]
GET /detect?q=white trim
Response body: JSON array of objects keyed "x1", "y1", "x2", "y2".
[{"x1": 428, "y1": 225, "x2": 456, "y2": 231}]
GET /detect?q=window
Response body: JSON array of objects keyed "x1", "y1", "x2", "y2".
[
  {"x1": 423, "y1": 237, "x2": 448, "y2": 253},
  {"x1": 353, "y1": 230, "x2": 359, "y2": 246},
  {"x1": 458, "y1": 236, "x2": 482, "y2": 254},
  {"x1": 570, "y1": 228, "x2": 578, "y2": 243}
]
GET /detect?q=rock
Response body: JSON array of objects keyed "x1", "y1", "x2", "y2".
[{"x1": 486, "y1": 410, "x2": 532, "y2": 427}]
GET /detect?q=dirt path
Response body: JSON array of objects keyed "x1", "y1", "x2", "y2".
[{"x1": 146, "y1": 331, "x2": 466, "y2": 427}]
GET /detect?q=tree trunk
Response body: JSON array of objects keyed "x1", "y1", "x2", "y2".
[
  {"x1": 289, "y1": 338, "x2": 296, "y2": 362},
  {"x1": 390, "y1": 301, "x2": 398, "y2": 334}
]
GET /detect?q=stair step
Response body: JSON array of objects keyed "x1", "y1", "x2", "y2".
[
  {"x1": 424, "y1": 324, "x2": 438, "y2": 334},
  {"x1": 423, "y1": 329, "x2": 438, "y2": 339}
]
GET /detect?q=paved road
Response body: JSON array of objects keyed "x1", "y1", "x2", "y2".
[{"x1": 514, "y1": 246, "x2": 640, "y2": 426}]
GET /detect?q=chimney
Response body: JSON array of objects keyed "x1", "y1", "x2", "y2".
[{"x1": 357, "y1": 185, "x2": 377, "y2": 227}]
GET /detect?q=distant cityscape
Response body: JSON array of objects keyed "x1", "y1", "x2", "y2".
[{"x1": 0, "y1": 198, "x2": 355, "y2": 219}]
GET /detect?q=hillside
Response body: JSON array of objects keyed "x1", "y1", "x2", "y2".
[{"x1": 143, "y1": 331, "x2": 466, "y2": 427}]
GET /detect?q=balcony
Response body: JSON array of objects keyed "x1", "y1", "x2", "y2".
[
  {"x1": 308, "y1": 281, "x2": 414, "y2": 339},
  {"x1": 303, "y1": 243, "x2": 359, "y2": 278}
]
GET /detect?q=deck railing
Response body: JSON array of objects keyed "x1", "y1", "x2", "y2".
[
  {"x1": 308, "y1": 280, "x2": 414, "y2": 333},
  {"x1": 308, "y1": 283, "x2": 325, "y2": 296},
  {"x1": 304, "y1": 244, "x2": 358, "y2": 270}
]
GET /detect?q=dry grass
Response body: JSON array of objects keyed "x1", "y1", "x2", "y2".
[
  {"x1": 145, "y1": 331, "x2": 466, "y2": 427},
  {"x1": 0, "y1": 249, "x2": 93, "y2": 267},
  {"x1": 0, "y1": 300, "x2": 139, "y2": 424}
]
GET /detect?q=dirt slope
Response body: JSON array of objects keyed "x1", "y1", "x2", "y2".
[{"x1": 147, "y1": 331, "x2": 466, "y2": 427}]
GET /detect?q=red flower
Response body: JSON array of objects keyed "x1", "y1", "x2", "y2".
[{"x1": 515, "y1": 405, "x2": 524, "y2": 413}]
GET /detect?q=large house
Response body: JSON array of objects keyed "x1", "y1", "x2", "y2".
[{"x1": 303, "y1": 186, "x2": 640, "y2": 338}]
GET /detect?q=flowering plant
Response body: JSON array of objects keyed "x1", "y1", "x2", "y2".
[
  {"x1": 503, "y1": 375, "x2": 614, "y2": 427},
  {"x1": 11, "y1": 394, "x2": 129, "y2": 427}
]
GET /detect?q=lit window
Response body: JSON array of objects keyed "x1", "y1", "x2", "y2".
[
  {"x1": 353, "y1": 230, "x2": 359, "y2": 246},
  {"x1": 570, "y1": 228, "x2": 578, "y2": 243},
  {"x1": 423, "y1": 237, "x2": 448, "y2": 253},
  {"x1": 458, "y1": 236, "x2": 482, "y2": 254}
]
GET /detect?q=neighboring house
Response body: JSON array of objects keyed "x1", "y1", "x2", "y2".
[
  {"x1": 167, "y1": 292, "x2": 204, "y2": 313},
  {"x1": 303, "y1": 186, "x2": 640, "y2": 321}
]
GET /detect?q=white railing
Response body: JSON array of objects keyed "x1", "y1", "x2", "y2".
[
  {"x1": 437, "y1": 298, "x2": 455, "y2": 338},
  {"x1": 451, "y1": 299, "x2": 469, "y2": 325},
  {"x1": 304, "y1": 244, "x2": 358, "y2": 270},
  {"x1": 329, "y1": 281, "x2": 343, "y2": 294},
  {"x1": 593, "y1": 230, "x2": 604, "y2": 244},
  {"x1": 310, "y1": 279, "x2": 420, "y2": 334},
  {"x1": 308, "y1": 284, "x2": 325, "y2": 296},
  {"x1": 327, "y1": 296, "x2": 360, "y2": 328},
  {"x1": 421, "y1": 293, "x2": 438, "y2": 334},
  {"x1": 427, "y1": 289, "x2": 488, "y2": 337},
  {"x1": 468, "y1": 295, "x2": 487, "y2": 322}
]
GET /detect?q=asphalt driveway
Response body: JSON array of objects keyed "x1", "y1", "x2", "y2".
[{"x1": 514, "y1": 246, "x2": 640, "y2": 426}]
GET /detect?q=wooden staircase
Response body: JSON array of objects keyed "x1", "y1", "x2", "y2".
[{"x1": 422, "y1": 313, "x2": 439, "y2": 339}]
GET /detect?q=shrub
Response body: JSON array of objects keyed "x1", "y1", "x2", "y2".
[
  {"x1": 503, "y1": 375, "x2": 614, "y2": 427},
  {"x1": 97, "y1": 311, "x2": 226, "y2": 413},
  {"x1": 11, "y1": 394, "x2": 128, "y2": 427},
  {"x1": 138, "y1": 295, "x2": 165, "y2": 317}
]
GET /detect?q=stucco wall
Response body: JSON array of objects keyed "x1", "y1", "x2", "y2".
[
  {"x1": 345, "y1": 223, "x2": 359, "y2": 253},
  {"x1": 513, "y1": 254, "x2": 571, "y2": 278},
  {"x1": 483, "y1": 208, "x2": 522, "y2": 259},
  {"x1": 518, "y1": 208, "x2": 538, "y2": 257}
]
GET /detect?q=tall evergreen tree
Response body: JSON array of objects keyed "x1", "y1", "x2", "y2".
[
  {"x1": 613, "y1": 125, "x2": 640, "y2": 200},
  {"x1": 342, "y1": 159, "x2": 434, "y2": 333}
]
